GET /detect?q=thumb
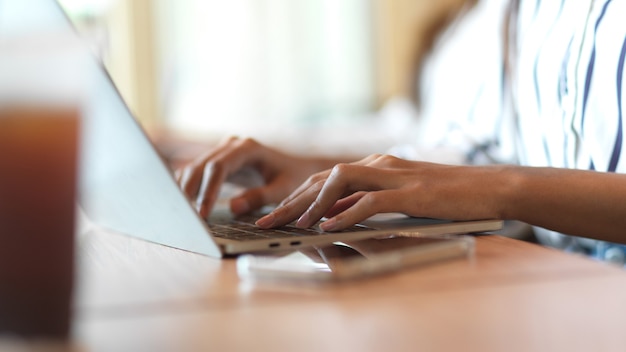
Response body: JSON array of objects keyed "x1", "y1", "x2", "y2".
[
  {"x1": 230, "y1": 183, "x2": 286, "y2": 215},
  {"x1": 230, "y1": 187, "x2": 267, "y2": 215}
]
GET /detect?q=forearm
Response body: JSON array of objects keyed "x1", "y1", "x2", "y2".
[{"x1": 499, "y1": 166, "x2": 626, "y2": 244}]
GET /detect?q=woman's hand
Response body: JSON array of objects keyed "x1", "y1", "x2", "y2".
[
  {"x1": 176, "y1": 136, "x2": 347, "y2": 218},
  {"x1": 256, "y1": 154, "x2": 507, "y2": 231},
  {"x1": 256, "y1": 153, "x2": 626, "y2": 246}
]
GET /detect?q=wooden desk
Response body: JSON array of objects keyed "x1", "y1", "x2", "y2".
[{"x1": 72, "y1": 227, "x2": 626, "y2": 352}]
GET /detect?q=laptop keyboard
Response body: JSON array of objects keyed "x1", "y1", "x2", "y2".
[{"x1": 207, "y1": 214, "x2": 372, "y2": 241}]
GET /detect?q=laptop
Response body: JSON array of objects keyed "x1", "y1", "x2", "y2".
[{"x1": 0, "y1": 0, "x2": 502, "y2": 258}]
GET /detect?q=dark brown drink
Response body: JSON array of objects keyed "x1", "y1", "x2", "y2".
[{"x1": 0, "y1": 106, "x2": 79, "y2": 338}]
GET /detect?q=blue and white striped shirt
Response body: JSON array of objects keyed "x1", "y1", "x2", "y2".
[
  {"x1": 513, "y1": 0, "x2": 626, "y2": 261},
  {"x1": 414, "y1": 0, "x2": 626, "y2": 263}
]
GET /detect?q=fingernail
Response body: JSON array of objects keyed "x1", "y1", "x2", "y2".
[
  {"x1": 320, "y1": 218, "x2": 338, "y2": 232},
  {"x1": 255, "y1": 213, "x2": 275, "y2": 228},
  {"x1": 230, "y1": 198, "x2": 250, "y2": 215},
  {"x1": 296, "y1": 211, "x2": 310, "y2": 228}
]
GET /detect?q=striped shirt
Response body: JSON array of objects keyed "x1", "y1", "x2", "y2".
[{"x1": 413, "y1": 0, "x2": 626, "y2": 263}]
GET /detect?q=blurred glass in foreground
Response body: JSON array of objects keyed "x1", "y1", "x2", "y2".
[{"x1": 0, "y1": 28, "x2": 86, "y2": 341}]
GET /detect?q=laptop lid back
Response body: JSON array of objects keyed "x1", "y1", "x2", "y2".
[{"x1": 0, "y1": 0, "x2": 222, "y2": 257}]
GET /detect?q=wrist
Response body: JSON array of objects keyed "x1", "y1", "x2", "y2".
[{"x1": 492, "y1": 165, "x2": 526, "y2": 220}]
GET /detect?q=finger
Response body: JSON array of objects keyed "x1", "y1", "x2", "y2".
[
  {"x1": 195, "y1": 138, "x2": 270, "y2": 217},
  {"x1": 195, "y1": 161, "x2": 227, "y2": 218},
  {"x1": 278, "y1": 169, "x2": 331, "y2": 207},
  {"x1": 297, "y1": 164, "x2": 394, "y2": 228},
  {"x1": 230, "y1": 175, "x2": 290, "y2": 215},
  {"x1": 174, "y1": 168, "x2": 183, "y2": 183},
  {"x1": 255, "y1": 179, "x2": 325, "y2": 228},
  {"x1": 320, "y1": 189, "x2": 406, "y2": 231},
  {"x1": 276, "y1": 154, "x2": 380, "y2": 207},
  {"x1": 323, "y1": 192, "x2": 366, "y2": 219},
  {"x1": 353, "y1": 153, "x2": 384, "y2": 166},
  {"x1": 179, "y1": 136, "x2": 240, "y2": 198},
  {"x1": 179, "y1": 163, "x2": 202, "y2": 199},
  {"x1": 229, "y1": 188, "x2": 261, "y2": 216},
  {"x1": 364, "y1": 154, "x2": 405, "y2": 169}
]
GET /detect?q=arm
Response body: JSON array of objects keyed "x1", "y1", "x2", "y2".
[
  {"x1": 256, "y1": 155, "x2": 626, "y2": 245},
  {"x1": 501, "y1": 166, "x2": 626, "y2": 244}
]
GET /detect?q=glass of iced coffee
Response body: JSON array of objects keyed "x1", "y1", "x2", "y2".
[{"x1": 0, "y1": 33, "x2": 86, "y2": 341}]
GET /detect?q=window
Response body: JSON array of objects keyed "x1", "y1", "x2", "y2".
[
  {"x1": 59, "y1": 0, "x2": 464, "y2": 153},
  {"x1": 156, "y1": 0, "x2": 378, "y2": 138}
]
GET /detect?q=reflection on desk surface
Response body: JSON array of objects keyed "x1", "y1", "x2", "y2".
[{"x1": 237, "y1": 235, "x2": 475, "y2": 283}]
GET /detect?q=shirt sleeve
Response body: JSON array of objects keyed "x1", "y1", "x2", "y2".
[{"x1": 576, "y1": 0, "x2": 626, "y2": 173}]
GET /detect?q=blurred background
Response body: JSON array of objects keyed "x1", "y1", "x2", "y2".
[{"x1": 58, "y1": 0, "x2": 472, "y2": 159}]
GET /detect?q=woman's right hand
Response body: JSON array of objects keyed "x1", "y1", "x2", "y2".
[{"x1": 176, "y1": 136, "x2": 337, "y2": 219}]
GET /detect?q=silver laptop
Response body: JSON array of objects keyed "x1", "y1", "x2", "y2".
[{"x1": 1, "y1": 0, "x2": 502, "y2": 258}]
